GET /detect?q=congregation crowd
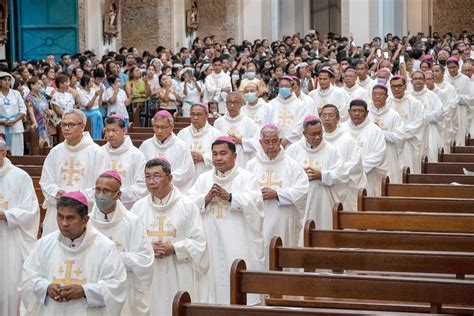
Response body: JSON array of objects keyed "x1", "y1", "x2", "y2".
[{"x1": 0, "y1": 29, "x2": 473, "y2": 315}]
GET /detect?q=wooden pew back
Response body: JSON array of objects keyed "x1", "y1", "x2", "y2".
[
  {"x1": 381, "y1": 176, "x2": 474, "y2": 198},
  {"x1": 402, "y1": 167, "x2": 474, "y2": 184},
  {"x1": 421, "y1": 157, "x2": 474, "y2": 174},
  {"x1": 438, "y1": 148, "x2": 474, "y2": 163}
]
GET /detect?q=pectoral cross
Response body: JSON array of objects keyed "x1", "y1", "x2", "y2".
[
  {"x1": 52, "y1": 260, "x2": 87, "y2": 285},
  {"x1": 148, "y1": 216, "x2": 176, "y2": 242},
  {"x1": 0, "y1": 193, "x2": 8, "y2": 211},
  {"x1": 279, "y1": 109, "x2": 293, "y2": 128},
  {"x1": 190, "y1": 142, "x2": 203, "y2": 154},
  {"x1": 259, "y1": 170, "x2": 282, "y2": 188},
  {"x1": 110, "y1": 160, "x2": 127, "y2": 177},
  {"x1": 61, "y1": 157, "x2": 84, "y2": 187},
  {"x1": 227, "y1": 127, "x2": 240, "y2": 138},
  {"x1": 210, "y1": 199, "x2": 228, "y2": 219}
]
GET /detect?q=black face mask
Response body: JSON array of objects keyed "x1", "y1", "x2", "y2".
[{"x1": 439, "y1": 59, "x2": 447, "y2": 66}]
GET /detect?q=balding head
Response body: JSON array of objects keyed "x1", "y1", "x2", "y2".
[{"x1": 462, "y1": 62, "x2": 473, "y2": 79}]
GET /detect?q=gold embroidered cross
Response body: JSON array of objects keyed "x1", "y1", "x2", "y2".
[
  {"x1": 148, "y1": 216, "x2": 176, "y2": 242},
  {"x1": 259, "y1": 170, "x2": 282, "y2": 188},
  {"x1": 278, "y1": 108, "x2": 293, "y2": 127},
  {"x1": 190, "y1": 142, "x2": 204, "y2": 154},
  {"x1": 0, "y1": 193, "x2": 8, "y2": 210},
  {"x1": 304, "y1": 157, "x2": 320, "y2": 169},
  {"x1": 110, "y1": 160, "x2": 127, "y2": 177},
  {"x1": 52, "y1": 260, "x2": 86, "y2": 285},
  {"x1": 210, "y1": 199, "x2": 228, "y2": 219},
  {"x1": 61, "y1": 157, "x2": 84, "y2": 187}
]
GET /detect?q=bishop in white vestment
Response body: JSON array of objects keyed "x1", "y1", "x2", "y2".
[
  {"x1": 356, "y1": 61, "x2": 377, "y2": 97},
  {"x1": 343, "y1": 67, "x2": 372, "y2": 105},
  {"x1": 20, "y1": 191, "x2": 127, "y2": 316},
  {"x1": 241, "y1": 82, "x2": 272, "y2": 128},
  {"x1": 177, "y1": 103, "x2": 223, "y2": 183},
  {"x1": 213, "y1": 92, "x2": 261, "y2": 167},
  {"x1": 387, "y1": 77, "x2": 424, "y2": 173},
  {"x1": 132, "y1": 158, "x2": 207, "y2": 315},
  {"x1": 188, "y1": 136, "x2": 264, "y2": 304},
  {"x1": 40, "y1": 110, "x2": 105, "y2": 235},
  {"x1": 204, "y1": 58, "x2": 232, "y2": 114},
  {"x1": 0, "y1": 139, "x2": 39, "y2": 316},
  {"x1": 139, "y1": 110, "x2": 195, "y2": 193},
  {"x1": 102, "y1": 115, "x2": 147, "y2": 209},
  {"x1": 287, "y1": 116, "x2": 347, "y2": 231},
  {"x1": 321, "y1": 105, "x2": 367, "y2": 210},
  {"x1": 340, "y1": 99, "x2": 388, "y2": 196},
  {"x1": 246, "y1": 125, "x2": 308, "y2": 267},
  {"x1": 90, "y1": 171, "x2": 154, "y2": 315}
]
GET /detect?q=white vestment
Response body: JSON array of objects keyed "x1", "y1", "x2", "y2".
[
  {"x1": 139, "y1": 134, "x2": 195, "y2": 193},
  {"x1": 386, "y1": 94, "x2": 424, "y2": 173},
  {"x1": 188, "y1": 166, "x2": 264, "y2": 304},
  {"x1": 308, "y1": 85, "x2": 351, "y2": 122},
  {"x1": 40, "y1": 132, "x2": 105, "y2": 235},
  {"x1": 20, "y1": 225, "x2": 127, "y2": 316},
  {"x1": 297, "y1": 92, "x2": 317, "y2": 117},
  {"x1": 411, "y1": 88, "x2": 444, "y2": 162},
  {"x1": 344, "y1": 84, "x2": 372, "y2": 105},
  {"x1": 246, "y1": 150, "x2": 308, "y2": 267},
  {"x1": 213, "y1": 113, "x2": 261, "y2": 167},
  {"x1": 102, "y1": 136, "x2": 147, "y2": 209},
  {"x1": 357, "y1": 76, "x2": 377, "y2": 97},
  {"x1": 341, "y1": 118, "x2": 388, "y2": 196},
  {"x1": 433, "y1": 82, "x2": 459, "y2": 152},
  {"x1": 0, "y1": 88, "x2": 27, "y2": 156},
  {"x1": 241, "y1": 98, "x2": 272, "y2": 128},
  {"x1": 90, "y1": 201, "x2": 154, "y2": 316},
  {"x1": 204, "y1": 72, "x2": 232, "y2": 114},
  {"x1": 268, "y1": 93, "x2": 307, "y2": 144},
  {"x1": 324, "y1": 127, "x2": 367, "y2": 210},
  {"x1": 0, "y1": 159, "x2": 39, "y2": 316},
  {"x1": 132, "y1": 188, "x2": 207, "y2": 315},
  {"x1": 177, "y1": 122, "x2": 223, "y2": 183},
  {"x1": 368, "y1": 105, "x2": 405, "y2": 184},
  {"x1": 286, "y1": 139, "x2": 347, "y2": 231},
  {"x1": 445, "y1": 73, "x2": 474, "y2": 145}
]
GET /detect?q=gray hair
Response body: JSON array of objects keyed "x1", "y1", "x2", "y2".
[
  {"x1": 63, "y1": 109, "x2": 87, "y2": 124},
  {"x1": 0, "y1": 138, "x2": 6, "y2": 150},
  {"x1": 152, "y1": 114, "x2": 174, "y2": 126},
  {"x1": 260, "y1": 125, "x2": 281, "y2": 138}
]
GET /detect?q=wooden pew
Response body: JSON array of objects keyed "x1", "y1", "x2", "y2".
[
  {"x1": 231, "y1": 259, "x2": 474, "y2": 313},
  {"x1": 450, "y1": 143, "x2": 474, "y2": 153},
  {"x1": 95, "y1": 139, "x2": 144, "y2": 147},
  {"x1": 438, "y1": 148, "x2": 474, "y2": 163},
  {"x1": 421, "y1": 156, "x2": 474, "y2": 174},
  {"x1": 381, "y1": 176, "x2": 474, "y2": 198},
  {"x1": 466, "y1": 134, "x2": 474, "y2": 146},
  {"x1": 171, "y1": 291, "x2": 394, "y2": 316},
  {"x1": 269, "y1": 236, "x2": 474, "y2": 279},
  {"x1": 332, "y1": 203, "x2": 474, "y2": 233},
  {"x1": 357, "y1": 188, "x2": 474, "y2": 214},
  {"x1": 9, "y1": 155, "x2": 46, "y2": 166},
  {"x1": 303, "y1": 220, "x2": 474, "y2": 252},
  {"x1": 16, "y1": 165, "x2": 42, "y2": 177},
  {"x1": 402, "y1": 167, "x2": 474, "y2": 184}
]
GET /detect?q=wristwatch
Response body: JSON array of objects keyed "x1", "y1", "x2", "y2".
[{"x1": 228, "y1": 193, "x2": 232, "y2": 202}]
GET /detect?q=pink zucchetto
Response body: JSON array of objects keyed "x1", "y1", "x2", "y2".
[
  {"x1": 109, "y1": 113, "x2": 125, "y2": 120},
  {"x1": 64, "y1": 191, "x2": 88, "y2": 207},
  {"x1": 304, "y1": 115, "x2": 319, "y2": 124},
  {"x1": 102, "y1": 170, "x2": 122, "y2": 184},
  {"x1": 215, "y1": 135, "x2": 236, "y2": 144},
  {"x1": 155, "y1": 155, "x2": 171, "y2": 165},
  {"x1": 281, "y1": 75, "x2": 297, "y2": 82},
  {"x1": 191, "y1": 102, "x2": 209, "y2": 111},
  {"x1": 154, "y1": 110, "x2": 172, "y2": 118}
]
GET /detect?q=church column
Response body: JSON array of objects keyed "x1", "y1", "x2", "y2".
[
  {"x1": 84, "y1": 0, "x2": 107, "y2": 54},
  {"x1": 171, "y1": 0, "x2": 187, "y2": 52}
]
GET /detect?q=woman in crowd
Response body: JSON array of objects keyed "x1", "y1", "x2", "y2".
[
  {"x1": 78, "y1": 74, "x2": 104, "y2": 139},
  {"x1": 125, "y1": 65, "x2": 151, "y2": 126},
  {"x1": 157, "y1": 74, "x2": 180, "y2": 116},
  {"x1": 51, "y1": 73, "x2": 75, "y2": 117},
  {"x1": 179, "y1": 69, "x2": 202, "y2": 117},
  {"x1": 104, "y1": 74, "x2": 130, "y2": 126}
]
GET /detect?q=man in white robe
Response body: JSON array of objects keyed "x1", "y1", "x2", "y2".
[
  {"x1": 241, "y1": 82, "x2": 272, "y2": 128},
  {"x1": 102, "y1": 114, "x2": 147, "y2": 209},
  {"x1": 445, "y1": 57, "x2": 474, "y2": 144},
  {"x1": 268, "y1": 76, "x2": 307, "y2": 148},
  {"x1": 368, "y1": 85, "x2": 405, "y2": 183},
  {"x1": 340, "y1": 99, "x2": 388, "y2": 196},
  {"x1": 132, "y1": 157, "x2": 207, "y2": 315},
  {"x1": 356, "y1": 61, "x2": 376, "y2": 97},
  {"x1": 410, "y1": 71, "x2": 444, "y2": 163},
  {"x1": 0, "y1": 72, "x2": 26, "y2": 156},
  {"x1": 177, "y1": 103, "x2": 223, "y2": 183},
  {"x1": 431, "y1": 65, "x2": 459, "y2": 152},
  {"x1": 204, "y1": 57, "x2": 232, "y2": 114},
  {"x1": 321, "y1": 105, "x2": 367, "y2": 210},
  {"x1": 213, "y1": 92, "x2": 260, "y2": 167},
  {"x1": 309, "y1": 67, "x2": 351, "y2": 121},
  {"x1": 188, "y1": 136, "x2": 264, "y2": 304},
  {"x1": 40, "y1": 109, "x2": 105, "y2": 236},
  {"x1": 343, "y1": 67, "x2": 371, "y2": 105},
  {"x1": 246, "y1": 125, "x2": 308, "y2": 266},
  {"x1": 292, "y1": 77, "x2": 316, "y2": 117},
  {"x1": 20, "y1": 191, "x2": 127, "y2": 316},
  {"x1": 90, "y1": 171, "x2": 154, "y2": 315},
  {"x1": 0, "y1": 138, "x2": 39, "y2": 316},
  {"x1": 386, "y1": 76, "x2": 424, "y2": 173},
  {"x1": 139, "y1": 110, "x2": 195, "y2": 193},
  {"x1": 287, "y1": 116, "x2": 347, "y2": 230}
]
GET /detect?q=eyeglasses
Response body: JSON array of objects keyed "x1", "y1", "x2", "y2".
[
  {"x1": 94, "y1": 188, "x2": 118, "y2": 196},
  {"x1": 61, "y1": 122, "x2": 83, "y2": 129},
  {"x1": 145, "y1": 174, "x2": 165, "y2": 182}
]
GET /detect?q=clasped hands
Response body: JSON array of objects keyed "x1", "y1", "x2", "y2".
[
  {"x1": 304, "y1": 166, "x2": 321, "y2": 181},
  {"x1": 47, "y1": 284, "x2": 85, "y2": 302}
]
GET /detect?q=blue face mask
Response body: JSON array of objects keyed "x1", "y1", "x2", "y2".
[
  {"x1": 244, "y1": 92, "x2": 257, "y2": 103},
  {"x1": 246, "y1": 72, "x2": 256, "y2": 80},
  {"x1": 279, "y1": 87, "x2": 292, "y2": 98},
  {"x1": 377, "y1": 78, "x2": 388, "y2": 84},
  {"x1": 232, "y1": 74, "x2": 240, "y2": 81}
]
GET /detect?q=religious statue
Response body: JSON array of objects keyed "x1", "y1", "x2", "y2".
[
  {"x1": 186, "y1": 1, "x2": 198, "y2": 30},
  {"x1": 103, "y1": 0, "x2": 119, "y2": 37}
]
